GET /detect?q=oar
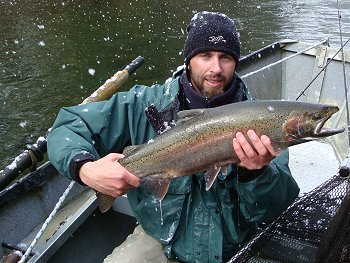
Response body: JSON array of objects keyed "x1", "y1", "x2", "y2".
[{"x1": 0, "y1": 56, "x2": 145, "y2": 190}]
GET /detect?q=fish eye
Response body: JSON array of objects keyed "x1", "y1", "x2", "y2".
[{"x1": 314, "y1": 113, "x2": 322, "y2": 120}]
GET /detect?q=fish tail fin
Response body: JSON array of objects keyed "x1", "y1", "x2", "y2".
[{"x1": 96, "y1": 192, "x2": 116, "y2": 213}]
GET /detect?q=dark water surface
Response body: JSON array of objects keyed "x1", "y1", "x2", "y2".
[{"x1": 0, "y1": 0, "x2": 349, "y2": 170}]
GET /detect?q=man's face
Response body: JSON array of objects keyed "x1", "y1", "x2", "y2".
[{"x1": 188, "y1": 51, "x2": 236, "y2": 99}]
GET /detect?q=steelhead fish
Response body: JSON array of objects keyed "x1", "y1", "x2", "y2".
[{"x1": 96, "y1": 100, "x2": 344, "y2": 212}]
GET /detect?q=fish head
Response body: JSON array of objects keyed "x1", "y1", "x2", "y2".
[{"x1": 283, "y1": 104, "x2": 345, "y2": 143}]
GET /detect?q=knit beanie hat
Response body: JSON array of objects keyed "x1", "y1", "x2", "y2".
[{"x1": 184, "y1": 11, "x2": 241, "y2": 65}]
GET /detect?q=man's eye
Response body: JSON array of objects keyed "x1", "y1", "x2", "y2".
[
  {"x1": 221, "y1": 56, "x2": 233, "y2": 61},
  {"x1": 199, "y1": 54, "x2": 210, "y2": 58}
]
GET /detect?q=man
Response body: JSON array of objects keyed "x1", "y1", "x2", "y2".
[{"x1": 48, "y1": 11, "x2": 299, "y2": 263}]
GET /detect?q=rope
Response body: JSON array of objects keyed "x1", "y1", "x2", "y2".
[
  {"x1": 18, "y1": 181, "x2": 76, "y2": 263},
  {"x1": 241, "y1": 39, "x2": 329, "y2": 79}
]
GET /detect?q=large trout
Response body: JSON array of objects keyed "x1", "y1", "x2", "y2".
[{"x1": 97, "y1": 100, "x2": 344, "y2": 212}]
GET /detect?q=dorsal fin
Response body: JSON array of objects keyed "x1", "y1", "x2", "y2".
[{"x1": 177, "y1": 109, "x2": 205, "y2": 125}]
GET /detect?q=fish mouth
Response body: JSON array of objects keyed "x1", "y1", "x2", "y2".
[
  {"x1": 314, "y1": 125, "x2": 345, "y2": 137},
  {"x1": 314, "y1": 126, "x2": 345, "y2": 137},
  {"x1": 313, "y1": 106, "x2": 345, "y2": 137}
]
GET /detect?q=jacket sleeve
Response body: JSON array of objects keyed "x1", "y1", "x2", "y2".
[
  {"x1": 235, "y1": 149, "x2": 300, "y2": 223},
  {"x1": 47, "y1": 94, "x2": 130, "y2": 180},
  {"x1": 47, "y1": 85, "x2": 161, "y2": 180}
]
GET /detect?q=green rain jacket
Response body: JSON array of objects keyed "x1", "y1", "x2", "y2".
[{"x1": 48, "y1": 69, "x2": 300, "y2": 263}]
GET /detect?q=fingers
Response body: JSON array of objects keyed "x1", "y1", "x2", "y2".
[
  {"x1": 106, "y1": 153, "x2": 141, "y2": 188},
  {"x1": 246, "y1": 130, "x2": 270, "y2": 157},
  {"x1": 80, "y1": 153, "x2": 141, "y2": 197},
  {"x1": 260, "y1": 135, "x2": 277, "y2": 156},
  {"x1": 110, "y1": 173, "x2": 139, "y2": 196},
  {"x1": 107, "y1": 152, "x2": 125, "y2": 161},
  {"x1": 110, "y1": 154, "x2": 141, "y2": 188},
  {"x1": 233, "y1": 130, "x2": 277, "y2": 170},
  {"x1": 233, "y1": 132, "x2": 256, "y2": 162},
  {"x1": 114, "y1": 161, "x2": 141, "y2": 188}
]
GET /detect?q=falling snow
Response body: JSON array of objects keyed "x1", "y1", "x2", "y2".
[
  {"x1": 19, "y1": 121, "x2": 27, "y2": 128},
  {"x1": 88, "y1": 68, "x2": 96, "y2": 76}
]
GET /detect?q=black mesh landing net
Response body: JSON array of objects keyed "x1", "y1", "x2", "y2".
[{"x1": 229, "y1": 174, "x2": 350, "y2": 263}]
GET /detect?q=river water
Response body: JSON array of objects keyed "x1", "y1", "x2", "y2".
[{"x1": 0, "y1": 0, "x2": 349, "y2": 170}]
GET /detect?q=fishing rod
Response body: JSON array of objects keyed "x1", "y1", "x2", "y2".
[
  {"x1": 0, "y1": 56, "x2": 144, "y2": 191},
  {"x1": 337, "y1": 0, "x2": 350, "y2": 147},
  {"x1": 336, "y1": 0, "x2": 350, "y2": 177}
]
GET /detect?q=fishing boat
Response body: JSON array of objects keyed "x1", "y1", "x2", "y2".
[{"x1": 0, "y1": 39, "x2": 349, "y2": 263}]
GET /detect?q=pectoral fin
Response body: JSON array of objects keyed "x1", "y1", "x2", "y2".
[
  {"x1": 142, "y1": 177, "x2": 170, "y2": 200},
  {"x1": 204, "y1": 166, "x2": 221, "y2": 191},
  {"x1": 269, "y1": 139, "x2": 294, "y2": 154}
]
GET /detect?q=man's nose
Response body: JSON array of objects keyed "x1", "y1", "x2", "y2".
[{"x1": 209, "y1": 57, "x2": 223, "y2": 74}]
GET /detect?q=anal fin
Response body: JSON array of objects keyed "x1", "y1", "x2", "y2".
[{"x1": 142, "y1": 177, "x2": 170, "y2": 200}]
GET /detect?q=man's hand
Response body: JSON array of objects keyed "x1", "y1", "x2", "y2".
[
  {"x1": 233, "y1": 130, "x2": 277, "y2": 170},
  {"x1": 79, "y1": 153, "x2": 141, "y2": 197}
]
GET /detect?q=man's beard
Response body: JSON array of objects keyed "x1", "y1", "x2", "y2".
[{"x1": 201, "y1": 74, "x2": 227, "y2": 99}]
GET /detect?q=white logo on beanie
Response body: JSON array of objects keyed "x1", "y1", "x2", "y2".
[{"x1": 209, "y1": 36, "x2": 226, "y2": 44}]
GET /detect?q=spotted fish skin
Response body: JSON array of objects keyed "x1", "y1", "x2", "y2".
[{"x1": 97, "y1": 100, "x2": 344, "y2": 212}]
